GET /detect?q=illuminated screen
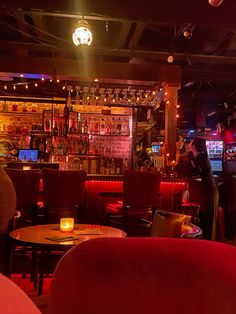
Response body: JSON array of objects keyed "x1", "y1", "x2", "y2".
[
  {"x1": 210, "y1": 159, "x2": 223, "y2": 173},
  {"x1": 152, "y1": 145, "x2": 161, "y2": 153},
  {"x1": 18, "y1": 149, "x2": 38, "y2": 162},
  {"x1": 206, "y1": 140, "x2": 223, "y2": 158}
]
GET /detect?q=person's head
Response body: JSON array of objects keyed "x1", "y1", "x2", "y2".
[
  {"x1": 191, "y1": 137, "x2": 207, "y2": 157},
  {"x1": 185, "y1": 139, "x2": 192, "y2": 153}
]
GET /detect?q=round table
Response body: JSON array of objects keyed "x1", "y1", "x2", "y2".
[
  {"x1": 10, "y1": 224, "x2": 126, "y2": 295},
  {"x1": 10, "y1": 223, "x2": 126, "y2": 247}
]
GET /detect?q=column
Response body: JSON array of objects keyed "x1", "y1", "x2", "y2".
[{"x1": 164, "y1": 84, "x2": 179, "y2": 162}]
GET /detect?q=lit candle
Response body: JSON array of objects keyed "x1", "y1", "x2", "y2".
[{"x1": 60, "y1": 218, "x2": 75, "y2": 232}]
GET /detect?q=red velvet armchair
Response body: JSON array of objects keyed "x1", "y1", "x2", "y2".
[{"x1": 49, "y1": 237, "x2": 236, "y2": 314}]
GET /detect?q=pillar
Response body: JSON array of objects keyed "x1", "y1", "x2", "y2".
[{"x1": 165, "y1": 85, "x2": 179, "y2": 162}]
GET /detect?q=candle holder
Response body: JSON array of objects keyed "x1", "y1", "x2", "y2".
[{"x1": 60, "y1": 218, "x2": 75, "y2": 232}]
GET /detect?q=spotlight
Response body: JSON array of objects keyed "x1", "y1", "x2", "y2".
[
  {"x1": 72, "y1": 19, "x2": 93, "y2": 46},
  {"x1": 208, "y1": 0, "x2": 224, "y2": 7}
]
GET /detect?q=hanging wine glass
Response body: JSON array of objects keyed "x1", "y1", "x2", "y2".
[
  {"x1": 113, "y1": 88, "x2": 121, "y2": 104},
  {"x1": 90, "y1": 87, "x2": 97, "y2": 107}
]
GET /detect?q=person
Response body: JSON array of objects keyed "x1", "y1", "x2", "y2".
[
  {"x1": 189, "y1": 137, "x2": 219, "y2": 240},
  {"x1": 175, "y1": 139, "x2": 195, "y2": 178},
  {"x1": 0, "y1": 167, "x2": 16, "y2": 274}
]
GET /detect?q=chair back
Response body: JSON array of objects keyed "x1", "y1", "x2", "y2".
[
  {"x1": 4, "y1": 168, "x2": 41, "y2": 225},
  {"x1": 123, "y1": 170, "x2": 161, "y2": 213},
  {"x1": 42, "y1": 168, "x2": 87, "y2": 222},
  {"x1": 0, "y1": 274, "x2": 41, "y2": 314},
  {"x1": 49, "y1": 237, "x2": 236, "y2": 314}
]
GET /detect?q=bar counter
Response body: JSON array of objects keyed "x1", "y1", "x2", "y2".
[{"x1": 85, "y1": 174, "x2": 187, "y2": 224}]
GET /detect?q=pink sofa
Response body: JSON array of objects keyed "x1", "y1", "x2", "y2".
[{"x1": 49, "y1": 237, "x2": 236, "y2": 314}]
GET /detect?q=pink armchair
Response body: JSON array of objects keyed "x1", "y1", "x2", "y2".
[{"x1": 49, "y1": 237, "x2": 236, "y2": 314}]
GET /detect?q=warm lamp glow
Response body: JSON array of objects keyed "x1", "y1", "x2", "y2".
[
  {"x1": 60, "y1": 218, "x2": 75, "y2": 232},
  {"x1": 72, "y1": 20, "x2": 93, "y2": 46},
  {"x1": 208, "y1": 0, "x2": 224, "y2": 7}
]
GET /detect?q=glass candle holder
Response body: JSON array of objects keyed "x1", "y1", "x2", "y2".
[{"x1": 60, "y1": 218, "x2": 75, "y2": 232}]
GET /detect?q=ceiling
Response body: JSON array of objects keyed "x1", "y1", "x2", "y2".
[{"x1": 1, "y1": 0, "x2": 236, "y2": 129}]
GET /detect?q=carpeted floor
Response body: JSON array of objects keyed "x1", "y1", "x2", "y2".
[{"x1": 10, "y1": 274, "x2": 52, "y2": 314}]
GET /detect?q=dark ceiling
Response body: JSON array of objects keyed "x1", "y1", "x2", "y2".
[{"x1": 1, "y1": 0, "x2": 236, "y2": 129}]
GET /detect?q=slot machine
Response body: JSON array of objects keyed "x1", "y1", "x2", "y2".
[{"x1": 206, "y1": 140, "x2": 224, "y2": 177}]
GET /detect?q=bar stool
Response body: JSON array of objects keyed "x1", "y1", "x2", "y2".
[
  {"x1": 41, "y1": 168, "x2": 87, "y2": 223},
  {"x1": 106, "y1": 170, "x2": 161, "y2": 236},
  {"x1": 4, "y1": 168, "x2": 41, "y2": 226}
]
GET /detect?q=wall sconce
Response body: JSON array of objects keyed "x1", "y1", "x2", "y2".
[
  {"x1": 72, "y1": 20, "x2": 93, "y2": 46},
  {"x1": 60, "y1": 218, "x2": 75, "y2": 232}
]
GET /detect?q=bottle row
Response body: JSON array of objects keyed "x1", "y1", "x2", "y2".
[{"x1": 49, "y1": 114, "x2": 130, "y2": 137}]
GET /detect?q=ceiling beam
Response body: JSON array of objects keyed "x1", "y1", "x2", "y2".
[
  {"x1": 0, "y1": 54, "x2": 181, "y2": 85},
  {"x1": 126, "y1": 22, "x2": 145, "y2": 49},
  {"x1": 2, "y1": 40, "x2": 236, "y2": 67}
]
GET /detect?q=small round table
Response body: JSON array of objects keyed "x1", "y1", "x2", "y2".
[
  {"x1": 10, "y1": 224, "x2": 126, "y2": 295},
  {"x1": 10, "y1": 223, "x2": 126, "y2": 246}
]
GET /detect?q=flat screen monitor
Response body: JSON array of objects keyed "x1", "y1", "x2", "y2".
[
  {"x1": 151, "y1": 145, "x2": 161, "y2": 154},
  {"x1": 18, "y1": 149, "x2": 38, "y2": 162},
  {"x1": 210, "y1": 159, "x2": 223, "y2": 174},
  {"x1": 206, "y1": 140, "x2": 224, "y2": 158}
]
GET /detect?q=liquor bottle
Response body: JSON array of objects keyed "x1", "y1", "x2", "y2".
[
  {"x1": 78, "y1": 136, "x2": 83, "y2": 154},
  {"x1": 57, "y1": 139, "x2": 63, "y2": 155},
  {"x1": 74, "y1": 140, "x2": 79, "y2": 154},
  {"x1": 63, "y1": 122, "x2": 68, "y2": 137},
  {"x1": 45, "y1": 117, "x2": 51, "y2": 132},
  {"x1": 111, "y1": 117, "x2": 116, "y2": 135},
  {"x1": 100, "y1": 118, "x2": 105, "y2": 135},
  {"x1": 53, "y1": 121, "x2": 59, "y2": 137},
  {"x1": 110, "y1": 158, "x2": 116, "y2": 175},
  {"x1": 46, "y1": 138, "x2": 52, "y2": 153},
  {"x1": 116, "y1": 117, "x2": 122, "y2": 135},
  {"x1": 64, "y1": 92, "x2": 70, "y2": 119},
  {"x1": 58, "y1": 122, "x2": 63, "y2": 137},
  {"x1": 82, "y1": 119, "x2": 88, "y2": 134},
  {"x1": 70, "y1": 118, "x2": 76, "y2": 134},
  {"x1": 82, "y1": 138, "x2": 88, "y2": 155},
  {"x1": 116, "y1": 159, "x2": 121, "y2": 175}
]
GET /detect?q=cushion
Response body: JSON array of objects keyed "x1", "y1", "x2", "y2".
[{"x1": 150, "y1": 210, "x2": 192, "y2": 238}]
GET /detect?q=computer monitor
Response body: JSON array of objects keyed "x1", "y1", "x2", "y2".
[
  {"x1": 206, "y1": 140, "x2": 224, "y2": 158},
  {"x1": 18, "y1": 149, "x2": 39, "y2": 162},
  {"x1": 151, "y1": 144, "x2": 161, "y2": 154},
  {"x1": 210, "y1": 159, "x2": 223, "y2": 174}
]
